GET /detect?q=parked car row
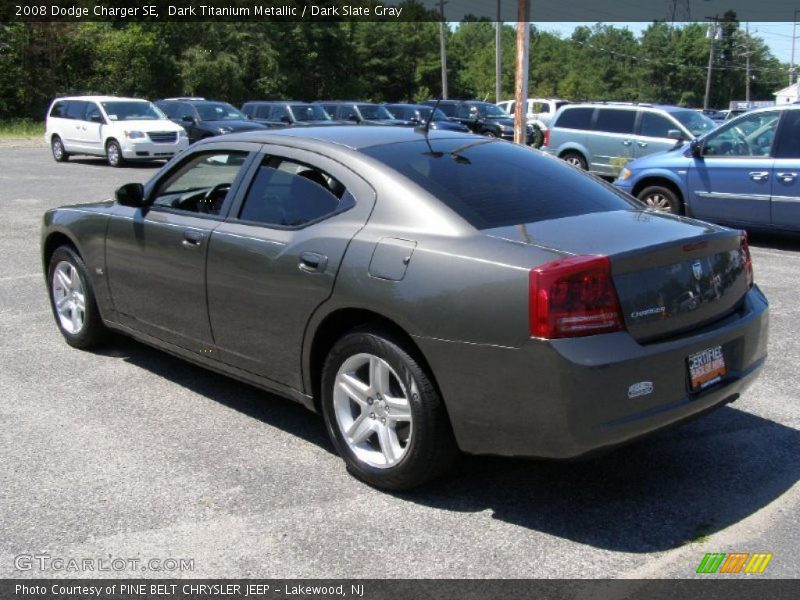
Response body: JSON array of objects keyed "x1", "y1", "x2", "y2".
[{"x1": 45, "y1": 95, "x2": 535, "y2": 167}]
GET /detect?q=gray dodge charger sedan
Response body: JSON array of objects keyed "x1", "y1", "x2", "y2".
[{"x1": 42, "y1": 126, "x2": 769, "y2": 490}]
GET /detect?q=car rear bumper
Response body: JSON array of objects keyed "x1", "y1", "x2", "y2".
[{"x1": 417, "y1": 286, "x2": 769, "y2": 458}]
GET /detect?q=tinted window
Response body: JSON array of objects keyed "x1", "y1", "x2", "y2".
[
  {"x1": 194, "y1": 102, "x2": 245, "y2": 121},
  {"x1": 239, "y1": 158, "x2": 348, "y2": 227},
  {"x1": 773, "y1": 110, "x2": 800, "y2": 158},
  {"x1": 254, "y1": 105, "x2": 271, "y2": 119},
  {"x1": 437, "y1": 103, "x2": 457, "y2": 117},
  {"x1": 151, "y1": 152, "x2": 248, "y2": 215},
  {"x1": 703, "y1": 111, "x2": 780, "y2": 158},
  {"x1": 84, "y1": 103, "x2": 103, "y2": 123},
  {"x1": 66, "y1": 101, "x2": 88, "y2": 121},
  {"x1": 362, "y1": 139, "x2": 635, "y2": 230},
  {"x1": 291, "y1": 104, "x2": 330, "y2": 121},
  {"x1": 269, "y1": 105, "x2": 290, "y2": 121},
  {"x1": 595, "y1": 109, "x2": 636, "y2": 134},
  {"x1": 50, "y1": 101, "x2": 68, "y2": 118},
  {"x1": 639, "y1": 112, "x2": 674, "y2": 138},
  {"x1": 176, "y1": 103, "x2": 195, "y2": 120},
  {"x1": 555, "y1": 107, "x2": 594, "y2": 129},
  {"x1": 157, "y1": 102, "x2": 177, "y2": 119}
]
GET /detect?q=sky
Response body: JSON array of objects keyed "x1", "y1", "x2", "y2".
[{"x1": 537, "y1": 21, "x2": 798, "y2": 66}]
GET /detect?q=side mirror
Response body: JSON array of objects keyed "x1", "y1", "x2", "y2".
[
  {"x1": 348, "y1": 114, "x2": 360, "y2": 122},
  {"x1": 689, "y1": 138, "x2": 703, "y2": 157},
  {"x1": 90, "y1": 114, "x2": 104, "y2": 124},
  {"x1": 115, "y1": 183, "x2": 146, "y2": 208},
  {"x1": 181, "y1": 115, "x2": 196, "y2": 124},
  {"x1": 667, "y1": 129, "x2": 684, "y2": 141},
  {"x1": 280, "y1": 115, "x2": 291, "y2": 124}
]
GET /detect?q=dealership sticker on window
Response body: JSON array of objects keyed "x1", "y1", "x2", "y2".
[{"x1": 688, "y1": 345, "x2": 727, "y2": 391}]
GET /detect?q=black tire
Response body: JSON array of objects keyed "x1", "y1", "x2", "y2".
[
  {"x1": 51, "y1": 136, "x2": 69, "y2": 162},
  {"x1": 637, "y1": 185, "x2": 684, "y2": 215},
  {"x1": 46, "y1": 245, "x2": 109, "y2": 349},
  {"x1": 321, "y1": 329, "x2": 458, "y2": 491},
  {"x1": 106, "y1": 139, "x2": 124, "y2": 168},
  {"x1": 530, "y1": 125, "x2": 544, "y2": 148},
  {"x1": 561, "y1": 151, "x2": 587, "y2": 170}
]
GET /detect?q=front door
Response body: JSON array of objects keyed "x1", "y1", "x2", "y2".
[
  {"x1": 105, "y1": 147, "x2": 253, "y2": 352},
  {"x1": 687, "y1": 110, "x2": 780, "y2": 226},
  {"x1": 206, "y1": 146, "x2": 375, "y2": 390},
  {"x1": 770, "y1": 109, "x2": 800, "y2": 230}
]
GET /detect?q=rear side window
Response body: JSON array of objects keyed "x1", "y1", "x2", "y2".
[
  {"x1": 362, "y1": 139, "x2": 635, "y2": 230},
  {"x1": 639, "y1": 112, "x2": 674, "y2": 138},
  {"x1": 238, "y1": 157, "x2": 351, "y2": 227},
  {"x1": 254, "y1": 105, "x2": 271, "y2": 119},
  {"x1": 773, "y1": 110, "x2": 800, "y2": 159},
  {"x1": 49, "y1": 101, "x2": 68, "y2": 118},
  {"x1": 66, "y1": 101, "x2": 88, "y2": 121},
  {"x1": 595, "y1": 109, "x2": 636, "y2": 134},
  {"x1": 555, "y1": 107, "x2": 594, "y2": 129}
]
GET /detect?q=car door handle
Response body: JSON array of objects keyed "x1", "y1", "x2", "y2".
[
  {"x1": 777, "y1": 172, "x2": 797, "y2": 182},
  {"x1": 637, "y1": 141, "x2": 648, "y2": 148},
  {"x1": 299, "y1": 252, "x2": 328, "y2": 273},
  {"x1": 182, "y1": 229, "x2": 205, "y2": 249},
  {"x1": 622, "y1": 140, "x2": 632, "y2": 146},
  {"x1": 749, "y1": 171, "x2": 770, "y2": 182}
]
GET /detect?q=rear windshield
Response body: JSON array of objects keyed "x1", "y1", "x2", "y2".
[{"x1": 362, "y1": 139, "x2": 636, "y2": 230}]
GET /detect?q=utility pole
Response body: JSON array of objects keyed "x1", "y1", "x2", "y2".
[
  {"x1": 513, "y1": 0, "x2": 530, "y2": 145},
  {"x1": 438, "y1": 0, "x2": 448, "y2": 99},
  {"x1": 704, "y1": 16, "x2": 721, "y2": 111},
  {"x1": 792, "y1": 15, "x2": 796, "y2": 86},
  {"x1": 743, "y1": 22, "x2": 753, "y2": 104},
  {"x1": 496, "y1": 0, "x2": 502, "y2": 103}
]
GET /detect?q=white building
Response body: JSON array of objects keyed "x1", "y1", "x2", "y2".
[{"x1": 774, "y1": 83, "x2": 799, "y2": 105}]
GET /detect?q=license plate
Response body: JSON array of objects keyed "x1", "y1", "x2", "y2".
[{"x1": 688, "y1": 345, "x2": 727, "y2": 391}]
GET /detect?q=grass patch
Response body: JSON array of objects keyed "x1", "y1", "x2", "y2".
[
  {"x1": 686, "y1": 522, "x2": 714, "y2": 545},
  {"x1": 0, "y1": 119, "x2": 44, "y2": 138}
]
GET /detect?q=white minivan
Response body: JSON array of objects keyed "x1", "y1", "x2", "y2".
[{"x1": 45, "y1": 96, "x2": 189, "y2": 167}]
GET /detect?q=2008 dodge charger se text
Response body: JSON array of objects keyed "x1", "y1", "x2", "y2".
[{"x1": 41, "y1": 126, "x2": 769, "y2": 490}]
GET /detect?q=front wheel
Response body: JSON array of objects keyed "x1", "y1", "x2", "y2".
[
  {"x1": 637, "y1": 185, "x2": 683, "y2": 215},
  {"x1": 106, "y1": 140, "x2": 124, "y2": 168},
  {"x1": 561, "y1": 151, "x2": 587, "y2": 170},
  {"x1": 321, "y1": 330, "x2": 458, "y2": 490},
  {"x1": 51, "y1": 136, "x2": 69, "y2": 162},
  {"x1": 47, "y1": 246, "x2": 109, "y2": 348}
]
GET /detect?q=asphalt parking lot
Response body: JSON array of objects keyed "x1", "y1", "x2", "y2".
[{"x1": 1, "y1": 146, "x2": 799, "y2": 579}]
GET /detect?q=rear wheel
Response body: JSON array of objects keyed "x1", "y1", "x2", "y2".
[
  {"x1": 561, "y1": 151, "x2": 587, "y2": 170},
  {"x1": 321, "y1": 329, "x2": 458, "y2": 490},
  {"x1": 47, "y1": 246, "x2": 109, "y2": 349},
  {"x1": 637, "y1": 185, "x2": 683, "y2": 215},
  {"x1": 51, "y1": 136, "x2": 69, "y2": 162},
  {"x1": 106, "y1": 139, "x2": 124, "y2": 168}
]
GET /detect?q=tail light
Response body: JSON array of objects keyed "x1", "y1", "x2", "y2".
[
  {"x1": 740, "y1": 231, "x2": 753, "y2": 288},
  {"x1": 529, "y1": 255, "x2": 624, "y2": 339},
  {"x1": 542, "y1": 128, "x2": 551, "y2": 147}
]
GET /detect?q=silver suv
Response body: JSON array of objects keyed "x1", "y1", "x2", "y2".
[
  {"x1": 542, "y1": 103, "x2": 716, "y2": 177},
  {"x1": 496, "y1": 98, "x2": 571, "y2": 147}
]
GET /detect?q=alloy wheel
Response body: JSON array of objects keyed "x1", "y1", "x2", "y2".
[
  {"x1": 333, "y1": 353, "x2": 414, "y2": 469},
  {"x1": 52, "y1": 261, "x2": 86, "y2": 334},
  {"x1": 644, "y1": 192, "x2": 672, "y2": 212}
]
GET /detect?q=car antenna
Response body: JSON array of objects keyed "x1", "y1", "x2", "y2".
[{"x1": 417, "y1": 98, "x2": 441, "y2": 135}]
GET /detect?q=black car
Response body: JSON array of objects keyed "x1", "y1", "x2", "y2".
[
  {"x1": 422, "y1": 99, "x2": 531, "y2": 142},
  {"x1": 241, "y1": 101, "x2": 346, "y2": 127},
  {"x1": 155, "y1": 98, "x2": 267, "y2": 143},
  {"x1": 383, "y1": 103, "x2": 471, "y2": 132},
  {"x1": 315, "y1": 102, "x2": 412, "y2": 126}
]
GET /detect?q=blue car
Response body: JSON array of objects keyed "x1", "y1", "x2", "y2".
[{"x1": 615, "y1": 105, "x2": 800, "y2": 231}]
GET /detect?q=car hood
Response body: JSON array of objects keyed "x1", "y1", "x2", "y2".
[
  {"x1": 202, "y1": 120, "x2": 268, "y2": 131},
  {"x1": 362, "y1": 118, "x2": 414, "y2": 126},
  {"x1": 431, "y1": 120, "x2": 470, "y2": 132},
  {"x1": 486, "y1": 117, "x2": 515, "y2": 128},
  {"x1": 111, "y1": 119, "x2": 184, "y2": 132},
  {"x1": 625, "y1": 141, "x2": 692, "y2": 171}
]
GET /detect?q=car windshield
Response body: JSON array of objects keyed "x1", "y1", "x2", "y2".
[
  {"x1": 290, "y1": 104, "x2": 331, "y2": 121},
  {"x1": 418, "y1": 107, "x2": 449, "y2": 121},
  {"x1": 101, "y1": 101, "x2": 165, "y2": 121},
  {"x1": 362, "y1": 139, "x2": 636, "y2": 230},
  {"x1": 357, "y1": 104, "x2": 394, "y2": 120},
  {"x1": 195, "y1": 103, "x2": 245, "y2": 121},
  {"x1": 476, "y1": 104, "x2": 511, "y2": 118},
  {"x1": 671, "y1": 110, "x2": 716, "y2": 137}
]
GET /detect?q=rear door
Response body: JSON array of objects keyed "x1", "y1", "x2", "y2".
[
  {"x1": 770, "y1": 109, "x2": 800, "y2": 230},
  {"x1": 63, "y1": 101, "x2": 89, "y2": 150},
  {"x1": 206, "y1": 145, "x2": 376, "y2": 390},
  {"x1": 79, "y1": 102, "x2": 105, "y2": 153},
  {"x1": 106, "y1": 144, "x2": 256, "y2": 352},
  {"x1": 687, "y1": 110, "x2": 780, "y2": 226},
  {"x1": 589, "y1": 108, "x2": 637, "y2": 176}
]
